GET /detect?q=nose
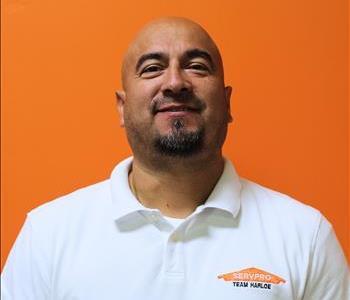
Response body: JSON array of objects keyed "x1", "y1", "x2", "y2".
[{"x1": 161, "y1": 65, "x2": 192, "y2": 96}]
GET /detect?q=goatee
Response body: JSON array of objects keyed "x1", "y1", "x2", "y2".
[{"x1": 154, "y1": 119, "x2": 204, "y2": 157}]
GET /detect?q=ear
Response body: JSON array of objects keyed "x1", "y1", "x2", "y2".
[
  {"x1": 115, "y1": 90, "x2": 126, "y2": 127},
  {"x1": 224, "y1": 86, "x2": 233, "y2": 123}
]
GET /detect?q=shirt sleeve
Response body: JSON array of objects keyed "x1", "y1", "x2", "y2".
[
  {"x1": 302, "y1": 215, "x2": 350, "y2": 300},
  {"x1": 1, "y1": 215, "x2": 50, "y2": 300}
]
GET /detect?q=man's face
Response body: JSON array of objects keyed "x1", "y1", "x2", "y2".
[{"x1": 117, "y1": 20, "x2": 232, "y2": 160}]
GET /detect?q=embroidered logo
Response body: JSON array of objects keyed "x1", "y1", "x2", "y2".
[{"x1": 217, "y1": 267, "x2": 286, "y2": 290}]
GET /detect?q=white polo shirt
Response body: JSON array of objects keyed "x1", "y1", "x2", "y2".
[{"x1": 2, "y1": 157, "x2": 349, "y2": 299}]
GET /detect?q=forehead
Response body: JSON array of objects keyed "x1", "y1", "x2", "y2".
[{"x1": 128, "y1": 22, "x2": 220, "y2": 64}]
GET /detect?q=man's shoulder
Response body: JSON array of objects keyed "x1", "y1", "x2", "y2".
[
  {"x1": 240, "y1": 178, "x2": 323, "y2": 227},
  {"x1": 28, "y1": 157, "x2": 132, "y2": 221},
  {"x1": 27, "y1": 179, "x2": 112, "y2": 225}
]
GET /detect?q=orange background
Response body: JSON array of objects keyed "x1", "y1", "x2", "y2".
[{"x1": 1, "y1": 0, "x2": 348, "y2": 268}]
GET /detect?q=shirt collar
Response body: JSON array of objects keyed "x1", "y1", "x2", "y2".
[
  {"x1": 110, "y1": 156, "x2": 242, "y2": 221},
  {"x1": 194, "y1": 158, "x2": 242, "y2": 218}
]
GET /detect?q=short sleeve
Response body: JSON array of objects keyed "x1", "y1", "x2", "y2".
[
  {"x1": 1, "y1": 215, "x2": 50, "y2": 300},
  {"x1": 303, "y1": 215, "x2": 350, "y2": 300}
]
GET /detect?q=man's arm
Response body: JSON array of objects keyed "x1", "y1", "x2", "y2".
[
  {"x1": 303, "y1": 215, "x2": 349, "y2": 299},
  {"x1": 1, "y1": 216, "x2": 50, "y2": 299}
]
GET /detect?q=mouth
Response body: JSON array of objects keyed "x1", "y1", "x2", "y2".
[{"x1": 155, "y1": 105, "x2": 200, "y2": 114}]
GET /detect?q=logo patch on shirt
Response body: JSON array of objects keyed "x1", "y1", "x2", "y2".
[{"x1": 217, "y1": 267, "x2": 286, "y2": 290}]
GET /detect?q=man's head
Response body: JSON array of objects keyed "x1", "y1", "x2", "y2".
[{"x1": 116, "y1": 17, "x2": 232, "y2": 167}]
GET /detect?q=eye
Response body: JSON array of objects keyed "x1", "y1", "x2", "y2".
[
  {"x1": 187, "y1": 63, "x2": 210, "y2": 73},
  {"x1": 140, "y1": 64, "x2": 164, "y2": 77}
]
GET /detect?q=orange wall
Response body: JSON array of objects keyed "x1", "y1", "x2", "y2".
[{"x1": 1, "y1": 0, "x2": 348, "y2": 268}]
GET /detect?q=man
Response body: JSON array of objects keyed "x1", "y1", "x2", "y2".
[{"x1": 1, "y1": 17, "x2": 349, "y2": 299}]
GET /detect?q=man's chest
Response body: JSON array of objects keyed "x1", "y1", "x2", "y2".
[{"x1": 52, "y1": 222, "x2": 302, "y2": 300}]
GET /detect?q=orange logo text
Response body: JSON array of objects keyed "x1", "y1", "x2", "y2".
[{"x1": 218, "y1": 267, "x2": 286, "y2": 285}]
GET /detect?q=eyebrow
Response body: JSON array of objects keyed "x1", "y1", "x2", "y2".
[
  {"x1": 184, "y1": 48, "x2": 214, "y2": 70},
  {"x1": 135, "y1": 52, "x2": 166, "y2": 72}
]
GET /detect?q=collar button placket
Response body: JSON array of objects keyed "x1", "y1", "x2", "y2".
[{"x1": 163, "y1": 228, "x2": 185, "y2": 277}]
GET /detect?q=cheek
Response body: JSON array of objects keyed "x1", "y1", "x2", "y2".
[
  {"x1": 126, "y1": 82, "x2": 161, "y2": 109},
  {"x1": 123, "y1": 100, "x2": 149, "y2": 126},
  {"x1": 195, "y1": 84, "x2": 228, "y2": 119},
  {"x1": 131, "y1": 79, "x2": 161, "y2": 98},
  {"x1": 123, "y1": 93, "x2": 155, "y2": 127}
]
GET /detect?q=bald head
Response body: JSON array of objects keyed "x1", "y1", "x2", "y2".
[
  {"x1": 121, "y1": 17, "x2": 224, "y2": 90},
  {"x1": 116, "y1": 17, "x2": 232, "y2": 166}
]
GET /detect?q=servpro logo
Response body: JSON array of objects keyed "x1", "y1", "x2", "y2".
[{"x1": 217, "y1": 267, "x2": 286, "y2": 290}]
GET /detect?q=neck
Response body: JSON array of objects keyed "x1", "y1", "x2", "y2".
[{"x1": 128, "y1": 154, "x2": 225, "y2": 218}]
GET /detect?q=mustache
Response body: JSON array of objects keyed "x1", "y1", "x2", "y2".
[{"x1": 150, "y1": 93, "x2": 206, "y2": 115}]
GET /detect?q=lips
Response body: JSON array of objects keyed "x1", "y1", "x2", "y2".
[{"x1": 155, "y1": 105, "x2": 199, "y2": 114}]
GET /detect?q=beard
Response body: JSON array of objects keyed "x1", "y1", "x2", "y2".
[{"x1": 154, "y1": 118, "x2": 204, "y2": 157}]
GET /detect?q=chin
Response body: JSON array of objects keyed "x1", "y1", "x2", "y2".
[{"x1": 153, "y1": 125, "x2": 205, "y2": 158}]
